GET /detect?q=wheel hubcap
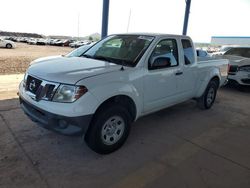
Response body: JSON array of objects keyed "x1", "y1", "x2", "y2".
[
  {"x1": 207, "y1": 87, "x2": 215, "y2": 106},
  {"x1": 101, "y1": 116, "x2": 125, "y2": 145}
]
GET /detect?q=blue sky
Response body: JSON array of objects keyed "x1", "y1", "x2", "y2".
[{"x1": 0, "y1": 0, "x2": 249, "y2": 42}]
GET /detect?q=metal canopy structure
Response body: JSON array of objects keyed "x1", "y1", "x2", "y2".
[
  {"x1": 101, "y1": 0, "x2": 110, "y2": 38},
  {"x1": 101, "y1": 0, "x2": 192, "y2": 38},
  {"x1": 182, "y1": 0, "x2": 191, "y2": 35}
]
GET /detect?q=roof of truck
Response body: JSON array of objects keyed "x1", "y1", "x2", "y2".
[{"x1": 113, "y1": 33, "x2": 191, "y2": 38}]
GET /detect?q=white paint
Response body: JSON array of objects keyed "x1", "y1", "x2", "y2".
[{"x1": 19, "y1": 34, "x2": 228, "y2": 118}]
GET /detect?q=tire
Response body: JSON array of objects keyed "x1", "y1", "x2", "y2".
[
  {"x1": 237, "y1": 85, "x2": 246, "y2": 92},
  {"x1": 197, "y1": 80, "x2": 218, "y2": 109},
  {"x1": 6, "y1": 43, "x2": 12, "y2": 49},
  {"x1": 85, "y1": 104, "x2": 132, "y2": 154}
]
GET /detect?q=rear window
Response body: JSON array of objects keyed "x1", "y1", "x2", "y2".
[
  {"x1": 181, "y1": 39, "x2": 195, "y2": 65},
  {"x1": 224, "y1": 48, "x2": 250, "y2": 58}
]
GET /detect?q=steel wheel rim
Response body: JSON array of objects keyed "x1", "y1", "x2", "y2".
[
  {"x1": 207, "y1": 87, "x2": 215, "y2": 106},
  {"x1": 101, "y1": 116, "x2": 125, "y2": 145}
]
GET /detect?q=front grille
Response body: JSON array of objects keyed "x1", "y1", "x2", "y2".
[
  {"x1": 241, "y1": 79, "x2": 250, "y2": 84},
  {"x1": 239, "y1": 66, "x2": 250, "y2": 72},
  {"x1": 45, "y1": 85, "x2": 56, "y2": 99},
  {"x1": 229, "y1": 65, "x2": 238, "y2": 73},
  {"x1": 25, "y1": 75, "x2": 59, "y2": 101},
  {"x1": 26, "y1": 75, "x2": 42, "y2": 94}
]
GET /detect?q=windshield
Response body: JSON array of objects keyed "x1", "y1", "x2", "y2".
[
  {"x1": 82, "y1": 35, "x2": 154, "y2": 67},
  {"x1": 224, "y1": 47, "x2": 250, "y2": 58},
  {"x1": 66, "y1": 45, "x2": 92, "y2": 57},
  {"x1": 220, "y1": 46, "x2": 232, "y2": 52}
]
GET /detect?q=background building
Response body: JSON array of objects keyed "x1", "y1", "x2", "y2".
[{"x1": 211, "y1": 36, "x2": 250, "y2": 45}]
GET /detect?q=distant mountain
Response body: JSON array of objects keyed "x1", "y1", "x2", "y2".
[
  {"x1": 48, "y1": 33, "x2": 101, "y2": 41},
  {"x1": 0, "y1": 31, "x2": 43, "y2": 38},
  {"x1": 48, "y1": 35, "x2": 73, "y2": 39},
  {"x1": 0, "y1": 30, "x2": 101, "y2": 41},
  {"x1": 87, "y1": 33, "x2": 101, "y2": 41},
  {"x1": 73, "y1": 33, "x2": 101, "y2": 41}
]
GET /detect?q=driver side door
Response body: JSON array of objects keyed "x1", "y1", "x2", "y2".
[{"x1": 143, "y1": 38, "x2": 181, "y2": 113}]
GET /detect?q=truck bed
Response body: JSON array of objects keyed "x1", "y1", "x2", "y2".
[{"x1": 197, "y1": 57, "x2": 228, "y2": 87}]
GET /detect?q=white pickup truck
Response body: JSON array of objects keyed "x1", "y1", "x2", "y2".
[{"x1": 19, "y1": 34, "x2": 228, "y2": 154}]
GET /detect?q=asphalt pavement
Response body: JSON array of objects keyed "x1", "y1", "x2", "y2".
[{"x1": 0, "y1": 85, "x2": 250, "y2": 188}]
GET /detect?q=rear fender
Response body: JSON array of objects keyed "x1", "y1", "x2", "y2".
[{"x1": 195, "y1": 68, "x2": 221, "y2": 98}]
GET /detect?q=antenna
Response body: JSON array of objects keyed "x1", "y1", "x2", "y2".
[
  {"x1": 126, "y1": 9, "x2": 131, "y2": 33},
  {"x1": 77, "y1": 13, "x2": 80, "y2": 40}
]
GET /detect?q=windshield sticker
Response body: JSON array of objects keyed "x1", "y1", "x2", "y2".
[{"x1": 138, "y1": 36, "x2": 154, "y2": 41}]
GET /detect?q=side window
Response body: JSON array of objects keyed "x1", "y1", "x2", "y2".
[
  {"x1": 181, "y1": 39, "x2": 195, "y2": 65},
  {"x1": 149, "y1": 39, "x2": 178, "y2": 70},
  {"x1": 197, "y1": 50, "x2": 207, "y2": 57}
]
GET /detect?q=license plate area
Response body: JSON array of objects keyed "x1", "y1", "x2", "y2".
[{"x1": 26, "y1": 76, "x2": 42, "y2": 94}]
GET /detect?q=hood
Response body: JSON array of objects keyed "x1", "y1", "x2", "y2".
[
  {"x1": 27, "y1": 57, "x2": 121, "y2": 84},
  {"x1": 31, "y1": 55, "x2": 63, "y2": 64},
  {"x1": 4, "y1": 40, "x2": 14, "y2": 44},
  {"x1": 223, "y1": 55, "x2": 250, "y2": 66}
]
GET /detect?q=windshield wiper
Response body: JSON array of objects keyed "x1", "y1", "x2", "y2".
[
  {"x1": 82, "y1": 54, "x2": 93, "y2": 58},
  {"x1": 93, "y1": 55, "x2": 113, "y2": 63},
  {"x1": 89, "y1": 55, "x2": 133, "y2": 68}
]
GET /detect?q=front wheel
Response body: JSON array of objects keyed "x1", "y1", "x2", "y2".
[
  {"x1": 85, "y1": 104, "x2": 131, "y2": 154},
  {"x1": 197, "y1": 80, "x2": 218, "y2": 109},
  {"x1": 6, "y1": 43, "x2": 12, "y2": 49}
]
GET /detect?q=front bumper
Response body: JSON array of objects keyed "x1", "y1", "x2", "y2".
[
  {"x1": 228, "y1": 72, "x2": 250, "y2": 86},
  {"x1": 19, "y1": 96, "x2": 93, "y2": 135}
]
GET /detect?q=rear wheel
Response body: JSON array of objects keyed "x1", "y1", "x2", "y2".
[
  {"x1": 6, "y1": 43, "x2": 12, "y2": 49},
  {"x1": 197, "y1": 80, "x2": 218, "y2": 109},
  {"x1": 85, "y1": 104, "x2": 131, "y2": 154},
  {"x1": 237, "y1": 84, "x2": 247, "y2": 92}
]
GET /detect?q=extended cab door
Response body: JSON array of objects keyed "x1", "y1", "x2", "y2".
[
  {"x1": 175, "y1": 38, "x2": 198, "y2": 98},
  {"x1": 143, "y1": 38, "x2": 181, "y2": 113}
]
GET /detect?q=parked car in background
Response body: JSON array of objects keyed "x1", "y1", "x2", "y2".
[
  {"x1": 36, "y1": 38, "x2": 46, "y2": 45},
  {"x1": 69, "y1": 41, "x2": 78, "y2": 48},
  {"x1": 30, "y1": 44, "x2": 93, "y2": 65},
  {"x1": 18, "y1": 37, "x2": 28, "y2": 43},
  {"x1": 27, "y1": 38, "x2": 37, "y2": 45},
  {"x1": 196, "y1": 49, "x2": 211, "y2": 58},
  {"x1": 49, "y1": 39, "x2": 61, "y2": 45},
  {"x1": 207, "y1": 46, "x2": 219, "y2": 53},
  {"x1": 19, "y1": 33, "x2": 228, "y2": 154},
  {"x1": 53, "y1": 39, "x2": 74, "y2": 47},
  {"x1": 66, "y1": 44, "x2": 92, "y2": 57},
  {"x1": 223, "y1": 47, "x2": 250, "y2": 87},
  {"x1": 69, "y1": 40, "x2": 91, "y2": 48},
  {"x1": 0, "y1": 38, "x2": 16, "y2": 48},
  {"x1": 212, "y1": 46, "x2": 235, "y2": 57}
]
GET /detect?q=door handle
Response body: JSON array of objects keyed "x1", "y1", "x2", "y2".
[{"x1": 175, "y1": 71, "x2": 183, "y2": 76}]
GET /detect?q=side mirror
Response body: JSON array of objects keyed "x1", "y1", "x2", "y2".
[{"x1": 150, "y1": 57, "x2": 171, "y2": 70}]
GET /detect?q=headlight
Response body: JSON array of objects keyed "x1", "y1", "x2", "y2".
[
  {"x1": 53, "y1": 84, "x2": 88, "y2": 103},
  {"x1": 23, "y1": 73, "x2": 28, "y2": 88}
]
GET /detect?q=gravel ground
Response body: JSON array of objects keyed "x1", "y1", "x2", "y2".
[{"x1": 0, "y1": 43, "x2": 72, "y2": 74}]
